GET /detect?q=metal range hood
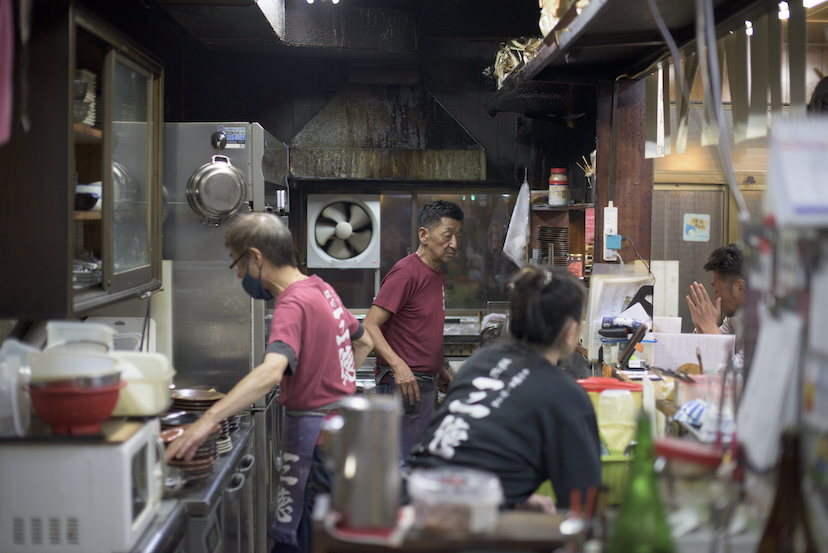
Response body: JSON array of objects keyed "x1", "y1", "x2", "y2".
[
  {"x1": 156, "y1": 0, "x2": 419, "y2": 58},
  {"x1": 289, "y1": 84, "x2": 486, "y2": 181}
]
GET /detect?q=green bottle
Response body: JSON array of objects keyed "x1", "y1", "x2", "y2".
[{"x1": 605, "y1": 413, "x2": 675, "y2": 553}]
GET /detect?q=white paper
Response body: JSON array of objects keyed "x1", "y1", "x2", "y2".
[
  {"x1": 700, "y1": 42, "x2": 725, "y2": 147},
  {"x1": 767, "y1": 120, "x2": 828, "y2": 227},
  {"x1": 737, "y1": 308, "x2": 803, "y2": 471},
  {"x1": 676, "y1": 54, "x2": 699, "y2": 154},
  {"x1": 746, "y1": 14, "x2": 769, "y2": 139},
  {"x1": 809, "y1": 257, "x2": 828, "y2": 358},
  {"x1": 662, "y1": 63, "x2": 672, "y2": 156},
  {"x1": 651, "y1": 260, "x2": 679, "y2": 318},
  {"x1": 653, "y1": 316, "x2": 682, "y2": 334},
  {"x1": 725, "y1": 27, "x2": 750, "y2": 144},
  {"x1": 767, "y1": 13, "x2": 783, "y2": 119},
  {"x1": 652, "y1": 333, "x2": 735, "y2": 372},
  {"x1": 645, "y1": 68, "x2": 665, "y2": 159},
  {"x1": 644, "y1": 71, "x2": 664, "y2": 159},
  {"x1": 788, "y1": 0, "x2": 807, "y2": 117},
  {"x1": 583, "y1": 273, "x2": 654, "y2": 361}
]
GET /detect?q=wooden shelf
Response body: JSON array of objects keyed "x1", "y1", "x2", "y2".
[
  {"x1": 532, "y1": 203, "x2": 594, "y2": 211},
  {"x1": 74, "y1": 211, "x2": 101, "y2": 220},
  {"x1": 484, "y1": 0, "x2": 771, "y2": 117},
  {"x1": 73, "y1": 123, "x2": 102, "y2": 144}
]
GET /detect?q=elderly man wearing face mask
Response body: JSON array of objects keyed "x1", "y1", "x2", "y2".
[
  {"x1": 165, "y1": 213, "x2": 374, "y2": 553},
  {"x1": 364, "y1": 200, "x2": 464, "y2": 466}
]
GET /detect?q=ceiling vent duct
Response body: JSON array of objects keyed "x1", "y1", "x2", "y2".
[
  {"x1": 155, "y1": 0, "x2": 419, "y2": 58},
  {"x1": 289, "y1": 84, "x2": 486, "y2": 181}
]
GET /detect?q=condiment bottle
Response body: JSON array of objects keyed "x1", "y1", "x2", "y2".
[
  {"x1": 757, "y1": 431, "x2": 817, "y2": 553},
  {"x1": 567, "y1": 253, "x2": 583, "y2": 278},
  {"x1": 548, "y1": 168, "x2": 569, "y2": 206},
  {"x1": 605, "y1": 413, "x2": 675, "y2": 553}
]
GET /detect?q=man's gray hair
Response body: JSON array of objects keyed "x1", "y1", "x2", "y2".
[{"x1": 225, "y1": 213, "x2": 297, "y2": 268}]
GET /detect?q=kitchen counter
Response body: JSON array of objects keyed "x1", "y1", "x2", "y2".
[
  {"x1": 177, "y1": 420, "x2": 253, "y2": 515},
  {"x1": 131, "y1": 420, "x2": 254, "y2": 552}
]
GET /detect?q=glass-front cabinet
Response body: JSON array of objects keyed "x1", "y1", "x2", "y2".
[
  {"x1": 72, "y1": 10, "x2": 162, "y2": 313},
  {"x1": 0, "y1": 3, "x2": 163, "y2": 320}
]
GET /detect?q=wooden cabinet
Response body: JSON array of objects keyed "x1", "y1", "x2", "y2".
[{"x1": 0, "y1": 3, "x2": 163, "y2": 319}]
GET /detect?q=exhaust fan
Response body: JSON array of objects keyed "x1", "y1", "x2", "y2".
[{"x1": 306, "y1": 195, "x2": 380, "y2": 269}]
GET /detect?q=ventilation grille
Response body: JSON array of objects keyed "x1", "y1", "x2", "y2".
[{"x1": 9, "y1": 517, "x2": 80, "y2": 547}]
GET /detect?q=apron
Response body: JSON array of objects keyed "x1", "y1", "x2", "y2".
[{"x1": 269, "y1": 413, "x2": 326, "y2": 546}]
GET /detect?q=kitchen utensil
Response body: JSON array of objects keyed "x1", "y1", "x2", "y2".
[
  {"x1": 46, "y1": 320, "x2": 115, "y2": 352},
  {"x1": 322, "y1": 394, "x2": 402, "y2": 529},
  {"x1": 27, "y1": 350, "x2": 119, "y2": 382},
  {"x1": 110, "y1": 351, "x2": 175, "y2": 416},
  {"x1": 0, "y1": 338, "x2": 35, "y2": 438},
  {"x1": 408, "y1": 466, "x2": 504, "y2": 536},
  {"x1": 171, "y1": 388, "x2": 225, "y2": 402},
  {"x1": 28, "y1": 380, "x2": 126, "y2": 435},
  {"x1": 76, "y1": 182, "x2": 102, "y2": 211},
  {"x1": 75, "y1": 191, "x2": 99, "y2": 211},
  {"x1": 186, "y1": 154, "x2": 247, "y2": 227},
  {"x1": 73, "y1": 79, "x2": 89, "y2": 101},
  {"x1": 112, "y1": 161, "x2": 139, "y2": 213},
  {"x1": 597, "y1": 389, "x2": 637, "y2": 453},
  {"x1": 160, "y1": 411, "x2": 203, "y2": 427},
  {"x1": 28, "y1": 371, "x2": 121, "y2": 389}
]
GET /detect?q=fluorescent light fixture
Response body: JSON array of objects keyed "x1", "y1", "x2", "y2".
[
  {"x1": 779, "y1": 1, "x2": 790, "y2": 19},
  {"x1": 332, "y1": 0, "x2": 339, "y2": 3},
  {"x1": 804, "y1": 0, "x2": 828, "y2": 7},
  {"x1": 745, "y1": 20, "x2": 754, "y2": 36}
]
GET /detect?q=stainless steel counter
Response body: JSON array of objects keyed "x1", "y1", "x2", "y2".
[
  {"x1": 177, "y1": 421, "x2": 254, "y2": 516},
  {"x1": 131, "y1": 421, "x2": 254, "y2": 553}
]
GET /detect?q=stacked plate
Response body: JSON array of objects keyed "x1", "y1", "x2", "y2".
[
  {"x1": 170, "y1": 388, "x2": 225, "y2": 412},
  {"x1": 217, "y1": 435, "x2": 233, "y2": 456},
  {"x1": 73, "y1": 258, "x2": 102, "y2": 289},
  {"x1": 162, "y1": 426, "x2": 220, "y2": 482},
  {"x1": 74, "y1": 69, "x2": 97, "y2": 127},
  {"x1": 537, "y1": 226, "x2": 569, "y2": 267},
  {"x1": 222, "y1": 412, "x2": 243, "y2": 434}
]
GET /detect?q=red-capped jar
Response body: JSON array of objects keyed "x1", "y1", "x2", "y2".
[{"x1": 548, "y1": 168, "x2": 569, "y2": 206}]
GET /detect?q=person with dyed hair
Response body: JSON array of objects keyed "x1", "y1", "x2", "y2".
[
  {"x1": 166, "y1": 213, "x2": 374, "y2": 553},
  {"x1": 409, "y1": 266, "x2": 601, "y2": 511}
]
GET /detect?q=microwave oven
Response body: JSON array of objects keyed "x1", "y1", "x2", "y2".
[{"x1": 0, "y1": 419, "x2": 163, "y2": 553}]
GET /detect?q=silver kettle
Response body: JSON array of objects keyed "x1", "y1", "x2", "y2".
[{"x1": 322, "y1": 394, "x2": 402, "y2": 528}]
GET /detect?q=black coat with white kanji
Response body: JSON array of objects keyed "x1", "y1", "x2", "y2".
[{"x1": 409, "y1": 342, "x2": 602, "y2": 509}]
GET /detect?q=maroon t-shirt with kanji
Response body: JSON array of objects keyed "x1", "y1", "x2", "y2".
[
  {"x1": 266, "y1": 275, "x2": 362, "y2": 410},
  {"x1": 373, "y1": 253, "x2": 445, "y2": 375}
]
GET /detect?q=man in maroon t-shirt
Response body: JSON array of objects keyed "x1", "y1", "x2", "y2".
[
  {"x1": 364, "y1": 200, "x2": 464, "y2": 465},
  {"x1": 166, "y1": 213, "x2": 374, "y2": 553}
]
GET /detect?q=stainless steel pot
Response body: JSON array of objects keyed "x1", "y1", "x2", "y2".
[
  {"x1": 186, "y1": 154, "x2": 247, "y2": 227},
  {"x1": 321, "y1": 394, "x2": 401, "y2": 528}
]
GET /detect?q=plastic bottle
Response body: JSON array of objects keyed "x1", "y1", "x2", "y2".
[
  {"x1": 757, "y1": 431, "x2": 817, "y2": 553},
  {"x1": 605, "y1": 413, "x2": 675, "y2": 553},
  {"x1": 548, "y1": 168, "x2": 569, "y2": 206}
]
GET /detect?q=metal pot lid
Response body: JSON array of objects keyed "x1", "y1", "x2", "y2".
[{"x1": 186, "y1": 155, "x2": 247, "y2": 227}]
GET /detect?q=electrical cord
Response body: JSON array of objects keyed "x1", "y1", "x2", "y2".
[{"x1": 620, "y1": 235, "x2": 655, "y2": 288}]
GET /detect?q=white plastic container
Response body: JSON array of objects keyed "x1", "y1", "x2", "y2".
[
  {"x1": 27, "y1": 350, "x2": 119, "y2": 382},
  {"x1": 110, "y1": 352, "x2": 175, "y2": 416},
  {"x1": 408, "y1": 467, "x2": 503, "y2": 536},
  {"x1": 46, "y1": 321, "x2": 115, "y2": 353}
]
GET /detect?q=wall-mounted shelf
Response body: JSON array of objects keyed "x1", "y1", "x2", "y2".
[
  {"x1": 532, "y1": 203, "x2": 594, "y2": 212},
  {"x1": 484, "y1": 0, "x2": 771, "y2": 118},
  {"x1": 74, "y1": 211, "x2": 101, "y2": 220}
]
